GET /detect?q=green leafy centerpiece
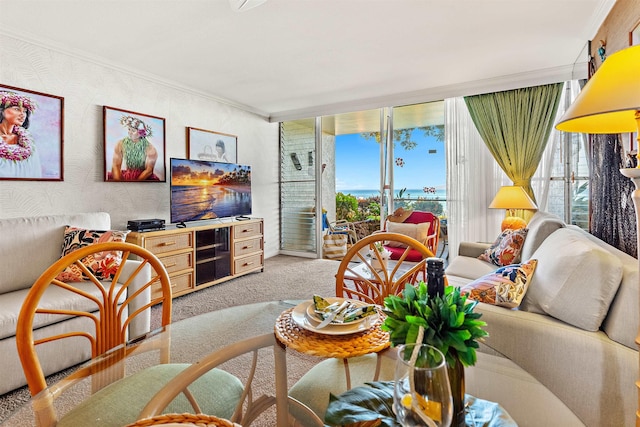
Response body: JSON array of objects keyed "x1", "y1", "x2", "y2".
[
  {"x1": 382, "y1": 282, "x2": 487, "y2": 367},
  {"x1": 382, "y1": 282, "x2": 488, "y2": 426}
]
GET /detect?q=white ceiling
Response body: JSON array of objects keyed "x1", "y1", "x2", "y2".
[{"x1": 1, "y1": 0, "x2": 615, "y2": 122}]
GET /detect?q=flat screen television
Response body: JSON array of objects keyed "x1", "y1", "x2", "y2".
[{"x1": 170, "y1": 158, "x2": 252, "y2": 225}]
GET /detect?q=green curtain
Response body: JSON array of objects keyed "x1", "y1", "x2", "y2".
[{"x1": 463, "y1": 83, "x2": 563, "y2": 203}]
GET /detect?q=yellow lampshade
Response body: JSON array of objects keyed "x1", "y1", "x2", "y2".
[
  {"x1": 489, "y1": 186, "x2": 538, "y2": 210},
  {"x1": 489, "y1": 186, "x2": 537, "y2": 231},
  {"x1": 555, "y1": 44, "x2": 640, "y2": 134}
]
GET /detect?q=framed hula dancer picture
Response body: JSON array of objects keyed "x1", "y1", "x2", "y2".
[
  {"x1": 186, "y1": 127, "x2": 237, "y2": 163},
  {"x1": 103, "y1": 106, "x2": 166, "y2": 182},
  {"x1": 0, "y1": 84, "x2": 64, "y2": 181}
]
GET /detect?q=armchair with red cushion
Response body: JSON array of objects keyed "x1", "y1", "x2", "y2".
[{"x1": 382, "y1": 211, "x2": 440, "y2": 261}]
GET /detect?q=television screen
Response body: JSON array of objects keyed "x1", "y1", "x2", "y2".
[{"x1": 170, "y1": 158, "x2": 252, "y2": 224}]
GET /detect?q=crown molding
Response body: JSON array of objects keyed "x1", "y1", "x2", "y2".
[
  {"x1": 269, "y1": 63, "x2": 586, "y2": 123},
  {"x1": 584, "y1": 0, "x2": 617, "y2": 39},
  {"x1": 0, "y1": 30, "x2": 270, "y2": 120}
]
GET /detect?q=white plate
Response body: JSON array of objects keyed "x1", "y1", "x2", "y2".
[
  {"x1": 291, "y1": 300, "x2": 378, "y2": 336},
  {"x1": 305, "y1": 297, "x2": 369, "y2": 326}
]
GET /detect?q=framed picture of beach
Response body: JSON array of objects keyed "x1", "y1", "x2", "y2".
[
  {"x1": 187, "y1": 127, "x2": 237, "y2": 163},
  {"x1": 103, "y1": 106, "x2": 166, "y2": 182},
  {"x1": 0, "y1": 84, "x2": 64, "y2": 181}
]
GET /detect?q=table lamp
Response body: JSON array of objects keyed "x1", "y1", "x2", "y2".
[
  {"x1": 555, "y1": 43, "x2": 640, "y2": 424},
  {"x1": 489, "y1": 185, "x2": 538, "y2": 231}
]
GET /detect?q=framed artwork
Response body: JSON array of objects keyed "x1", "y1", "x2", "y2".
[
  {"x1": 103, "y1": 106, "x2": 166, "y2": 182},
  {"x1": 630, "y1": 18, "x2": 640, "y2": 46},
  {"x1": 187, "y1": 127, "x2": 237, "y2": 163},
  {"x1": 0, "y1": 84, "x2": 64, "y2": 181}
]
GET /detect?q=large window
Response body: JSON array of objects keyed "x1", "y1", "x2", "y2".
[
  {"x1": 334, "y1": 102, "x2": 446, "y2": 222},
  {"x1": 545, "y1": 132, "x2": 589, "y2": 229},
  {"x1": 390, "y1": 103, "x2": 445, "y2": 217},
  {"x1": 539, "y1": 81, "x2": 590, "y2": 230}
]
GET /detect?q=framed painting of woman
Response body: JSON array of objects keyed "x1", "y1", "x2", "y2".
[
  {"x1": 187, "y1": 127, "x2": 237, "y2": 163},
  {"x1": 104, "y1": 106, "x2": 166, "y2": 182},
  {"x1": 0, "y1": 84, "x2": 64, "y2": 181}
]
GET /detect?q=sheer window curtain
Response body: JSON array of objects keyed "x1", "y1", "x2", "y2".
[
  {"x1": 445, "y1": 97, "x2": 507, "y2": 261},
  {"x1": 446, "y1": 82, "x2": 581, "y2": 261},
  {"x1": 532, "y1": 81, "x2": 586, "y2": 213}
]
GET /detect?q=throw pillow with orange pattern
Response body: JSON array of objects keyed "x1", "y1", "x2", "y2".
[
  {"x1": 478, "y1": 228, "x2": 528, "y2": 266},
  {"x1": 55, "y1": 227, "x2": 130, "y2": 282},
  {"x1": 461, "y1": 259, "x2": 537, "y2": 308}
]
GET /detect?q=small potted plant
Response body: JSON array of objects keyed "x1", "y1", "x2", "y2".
[
  {"x1": 369, "y1": 242, "x2": 391, "y2": 270},
  {"x1": 382, "y1": 282, "x2": 488, "y2": 426}
]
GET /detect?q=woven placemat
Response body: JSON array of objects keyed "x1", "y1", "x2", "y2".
[
  {"x1": 274, "y1": 307, "x2": 389, "y2": 358},
  {"x1": 126, "y1": 413, "x2": 240, "y2": 426}
]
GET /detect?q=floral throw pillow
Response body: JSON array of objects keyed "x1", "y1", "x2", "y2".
[
  {"x1": 461, "y1": 259, "x2": 538, "y2": 308},
  {"x1": 55, "y1": 227, "x2": 130, "y2": 282},
  {"x1": 478, "y1": 228, "x2": 528, "y2": 266}
]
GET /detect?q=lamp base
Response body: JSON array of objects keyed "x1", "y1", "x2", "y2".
[
  {"x1": 619, "y1": 166, "x2": 640, "y2": 426},
  {"x1": 620, "y1": 168, "x2": 640, "y2": 179},
  {"x1": 501, "y1": 216, "x2": 527, "y2": 232}
]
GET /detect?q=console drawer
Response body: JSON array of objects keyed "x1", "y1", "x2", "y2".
[
  {"x1": 234, "y1": 237, "x2": 263, "y2": 257},
  {"x1": 152, "y1": 272, "x2": 193, "y2": 301},
  {"x1": 160, "y1": 252, "x2": 193, "y2": 274},
  {"x1": 234, "y1": 253, "x2": 263, "y2": 275},
  {"x1": 145, "y1": 232, "x2": 193, "y2": 254},
  {"x1": 234, "y1": 222, "x2": 262, "y2": 239}
]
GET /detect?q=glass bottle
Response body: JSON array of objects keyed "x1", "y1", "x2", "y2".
[{"x1": 426, "y1": 257, "x2": 445, "y2": 297}]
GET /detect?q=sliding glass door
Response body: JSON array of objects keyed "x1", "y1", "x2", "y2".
[
  {"x1": 280, "y1": 101, "x2": 446, "y2": 257},
  {"x1": 333, "y1": 102, "x2": 445, "y2": 224},
  {"x1": 389, "y1": 102, "x2": 446, "y2": 218},
  {"x1": 279, "y1": 119, "x2": 322, "y2": 257}
]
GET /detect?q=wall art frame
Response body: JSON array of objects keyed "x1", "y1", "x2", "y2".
[
  {"x1": 630, "y1": 18, "x2": 640, "y2": 46},
  {"x1": 186, "y1": 127, "x2": 237, "y2": 163},
  {"x1": 0, "y1": 84, "x2": 64, "y2": 181},
  {"x1": 103, "y1": 106, "x2": 166, "y2": 182}
]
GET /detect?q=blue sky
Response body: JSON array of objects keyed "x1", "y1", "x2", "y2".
[{"x1": 335, "y1": 130, "x2": 445, "y2": 192}]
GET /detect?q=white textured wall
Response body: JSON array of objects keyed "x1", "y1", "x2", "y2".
[{"x1": 0, "y1": 34, "x2": 280, "y2": 257}]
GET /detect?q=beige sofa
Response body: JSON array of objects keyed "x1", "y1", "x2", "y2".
[
  {"x1": 0, "y1": 212, "x2": 151, "y2": 396},
  {"x1": 290, "y1": 211, "x2": 638, "y2": 426},
  {"x1": 445, "y1": 211, "x2": 638, "y2": 426}
]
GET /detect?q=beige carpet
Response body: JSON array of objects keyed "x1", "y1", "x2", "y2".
[
  {"x1": 0, "y1": 255, "x2": 340, "y2": 426},
  {"x1": 154, "y1": 254, "x2": 338, "y2": 325}
]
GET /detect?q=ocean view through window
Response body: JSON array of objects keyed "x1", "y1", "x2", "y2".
[
  {"x1": 336, "y1": 115, "x2": 446, "y2": 222},
  {"x1": 279, "y1": 102, "x2": 446, "y2": 256}
]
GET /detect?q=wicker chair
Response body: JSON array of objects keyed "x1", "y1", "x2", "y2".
[
  {"x1": 126, "y1": 413, "x2": 241, "y2": 426},
  {"x1": 135, "y1": 333, "x2": 324, "y2": 427},
  {"x1": 15, "y1": 242, "x2": 240, "y2": 427},
  {"x1": 335, "y1": 232, "x2": 434, "y2": 305},
  {"x1": 16, "y1": 242, "x2": 172, "y2": 396}
]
